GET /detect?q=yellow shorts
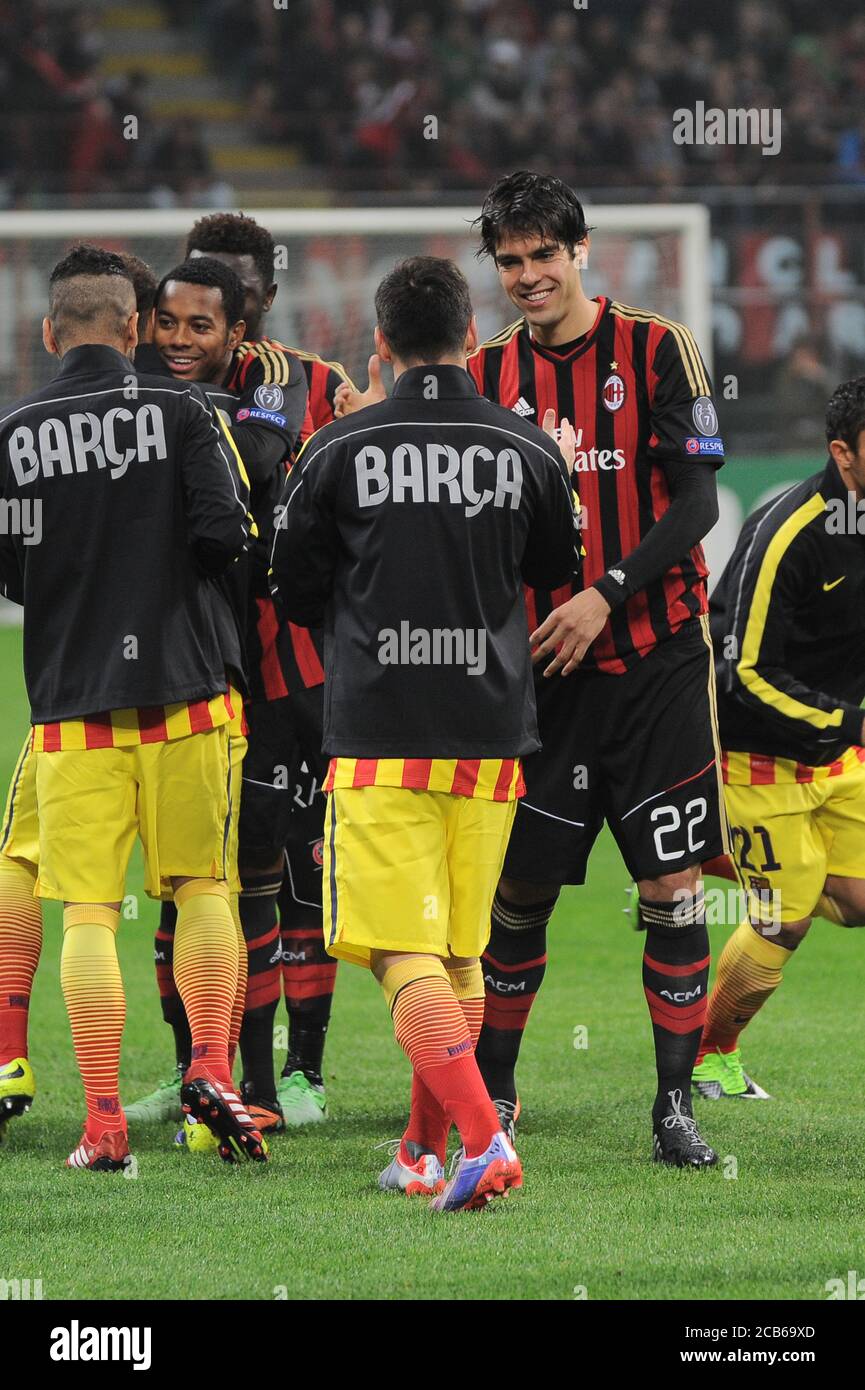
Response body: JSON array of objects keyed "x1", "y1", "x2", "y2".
[
  {"x1": 725, "y1": 758, "x2": 865, "y2": 923},
  {"x1": 323, "y1": 785, "x2": 517, "y2": 967},
  {"x1": 156, "y1": 727, "x2": 246, "y2": 900},
  {"x1": 35, "y1": 725, "x2": 234, "y2": 903},
  {"x1": 0, "y1": 733, "x2": 39, "y2": 871}
]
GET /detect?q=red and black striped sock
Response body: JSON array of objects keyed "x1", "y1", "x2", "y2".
[
  {"x1": 279, "y1": 893, "x2": 336, "y2": 1086},
  {"x1": 238, "y1": 870, "x2": 282, "y2": 1103},
  {"x1": 155, "y1": 900, "x2": 191, "y2": 1072},
  {"x1": 475, "y1": 891, "x2": 557, "y2": 1106},
  {"x1": 640, "y1": 892, "x2": 709, "y2": 1122}
]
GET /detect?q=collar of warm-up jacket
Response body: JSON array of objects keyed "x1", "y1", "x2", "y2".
[
  {"x1": 53, "y1": 343, "x2": 137, "y2": 378},
  {"x1": 391, "y1": 363, "x2": 480, "y2": 399}
]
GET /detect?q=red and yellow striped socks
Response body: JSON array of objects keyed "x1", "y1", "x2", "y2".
[
  {"x1": 697, "y1": 920, "x2": 792, "y2": 1060},
  {"x1": 404, "y1": 960, "x2": 486, "y2": 1162},
  {"x1": 382, "y1": 956, "x2": 498, "y2": 1160},
  {"x1": 228, "y1": 891, "x2": 247, "y2": 1074},
  {"x1": 173, "y1": 880, "x2": 238, "y2": 1087},
  {"x1": 61, "y1": 905, "x2": 125, "y2": 1140},
  {"x1": 0, "y1": 856, "x2": 42, "y2": 1064}
]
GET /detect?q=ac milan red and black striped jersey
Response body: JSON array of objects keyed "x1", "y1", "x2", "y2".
[
  {"x1": 468, "y1": 297, "x2": 724, "y2": 674},
  {"x1": 225, "y1": 338, "x2": 354, "y2": 702}
]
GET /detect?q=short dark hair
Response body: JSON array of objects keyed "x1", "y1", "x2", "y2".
[
  {"x1": 118, "y1": 252, "x2": 158, "y2": 319},
  {"x1": 825, "y1": 377, "x2": 865, "y2": 450},
  {"x1": 475, "y1": 170, "x2": 589, "y2": 260},
  {"x1": 154, "y1": 257, "x2": 246, "y2": 329},
  {"x1": 374, "y1": 256, "x2": 473, "y2": 364},
  {"x1": 49, "y1": 243, "x2": 130, "y2": 291},
  {"x1": 185, "y1": 212, "x2": 275, "y2": 295},
  {"x1": 48, "y1": 243, "x2": 135, "y2": 337}
]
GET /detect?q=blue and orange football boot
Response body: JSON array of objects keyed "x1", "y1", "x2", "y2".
[{"x1": 430, "y1": 1130, "x2": 522, "y2": 1212}]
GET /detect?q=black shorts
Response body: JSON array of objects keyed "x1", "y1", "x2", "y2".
[
  {"x1": 282, "y1": 687, "x2": 327, "y2": 910},
  {"x1": 238, "y1": 688, "x2": 327, "y2": 871},
  {"x1": 504, "y1": 619, "x2": 729, "y2": 885}
]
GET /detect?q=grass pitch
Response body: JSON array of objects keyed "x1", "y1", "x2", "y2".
[{"x1": 0, "y1": 624, "x2": 861, "y2": 1302}]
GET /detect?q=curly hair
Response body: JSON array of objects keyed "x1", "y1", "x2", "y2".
[
  {"x1": 825, "y1": 377, "x2": 865, "y2": 450},
  {"x1": 185, "y1": 212, "x2": 275, "y2": 295}
]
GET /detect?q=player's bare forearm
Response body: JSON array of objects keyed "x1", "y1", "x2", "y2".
[{"x1": 530, "y1": 587, "x2": 611, "y2": 677}]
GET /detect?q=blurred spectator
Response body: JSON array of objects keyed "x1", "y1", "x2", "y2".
[
  {"x1": 773, "y1": 340, "x2": 836, "y2": 449},
  {"x1": 6, "y1": 0, "x2": 865, "y2": 198},
  {"x1": 146, "y1": 119, "x2": 232, "y2": 208}
]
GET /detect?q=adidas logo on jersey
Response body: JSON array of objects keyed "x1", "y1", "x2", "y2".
[{"x1": 512, "y1": 396, "x2": 535, "y2": 417}]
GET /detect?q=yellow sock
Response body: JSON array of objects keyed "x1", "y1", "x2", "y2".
[
  {"x1": 446, "y1": 961, "x2": 485, "y2": 1046},
  {"x1": 173, "y1": 880, "x2": 238, "y2": 1084},
  {"x1": 60, "y1": 906, "x2": 124, "y2": 1138},
  {"x1": 699, "y1": 920, "x2": 791, "y2": 1057}
]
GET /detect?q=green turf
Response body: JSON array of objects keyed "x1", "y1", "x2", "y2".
[{"x1": 0, "y1": 623, "x2": 861, "y2": 1302}]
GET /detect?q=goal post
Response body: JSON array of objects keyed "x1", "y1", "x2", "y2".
[
  {"x1": 0, "y1": 203, "x2": 712, "y2": 391},
  {"x1": 0, "y1": 203, "x2": 711, "y2": 626}
]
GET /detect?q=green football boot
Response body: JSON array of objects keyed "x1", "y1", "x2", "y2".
[
  {"x1": 276, "y1": 1070, "x2": 327, "y2": 1126},
  {"x1": 693, "y1": 1047, "x2": 770, "y2": 1100},
  {"x1": 124, "y1": 1066, "x2": 184, "y2": 1123}
]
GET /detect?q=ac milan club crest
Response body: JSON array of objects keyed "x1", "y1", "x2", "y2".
[{"x1": 602, "y1": 373, "x2": 625, "y2": 412}]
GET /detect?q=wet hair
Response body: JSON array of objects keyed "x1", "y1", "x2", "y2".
[{"x1": 475, "y1": 170, "x2": 589, "y2": 259}]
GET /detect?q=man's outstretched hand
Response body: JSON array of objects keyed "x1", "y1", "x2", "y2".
[
  {"x1": 334, "y1": 353, "x2": 387, "y2": 417},
  {"x1": 530, "y1": 587, "x2": 611, "y2": 677},
  {"x1": 541, "y1": 408, "x2": 577, "y2": 474}
]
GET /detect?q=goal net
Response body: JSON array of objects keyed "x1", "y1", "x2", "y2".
[
  {"x1": 0, "y1": 204, "x2": 711, "y2": 624},
  {"x1": 0, "y1": 204, "x2": 711, "y2": 396}
]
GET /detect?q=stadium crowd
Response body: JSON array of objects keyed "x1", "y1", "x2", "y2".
[
  {"x1": 0, "y1": 1, "x2": 226, "y2": 204},
  {"x1": 4, "y1": 0, "x2": 865, "y2": 201},
  {"x1": 232, "y1": 0, "x2": 865, "y2": 193}
]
